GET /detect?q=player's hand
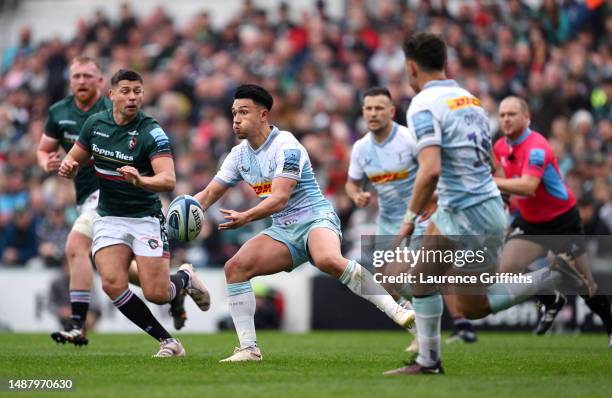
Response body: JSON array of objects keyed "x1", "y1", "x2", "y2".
[
  {"x1": 393, "y1": 222, "x2": 415, "y2": 248},
  {"x1": 58, "y1": 158, "x2": 79, "y2": 179},
  {"x1": 218, "y1": 208, "x2": 249, "y2": 230},
  {"x1": 419, "y1": 200, "x2": 438, "y2": 222},
  {"x1": 353, "y1": 192, "x2": 372, "y2": 208},
  {"x1": 45, "y1": 152, "x2": 62, "y2": 173},
  {"x1": 117, "y1": 166, "x2": 142, "y2": 186}
]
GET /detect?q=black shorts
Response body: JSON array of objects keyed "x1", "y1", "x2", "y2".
[{"x1": 507, "y1": 206, "x2": 586, "y2": 257}]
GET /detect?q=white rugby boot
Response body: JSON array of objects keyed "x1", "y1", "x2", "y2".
[{"x1": 219, "y1": 346, "x2": 263, "y2": 362}]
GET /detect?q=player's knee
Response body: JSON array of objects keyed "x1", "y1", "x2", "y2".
[
  {"x1": 313, "y1": 254, "x2": 345, "y2": 276},
  {"x1": 101, "y1": 278, "x2": 127, "y2": 300},
  {"x1": 224, "y1": 257, "x2": 254, "y2": 280},
  {"x1": 142, "y1": 287, "x2": 168, "y2": 305}
]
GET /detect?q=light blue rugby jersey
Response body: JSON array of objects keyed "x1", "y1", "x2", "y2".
[
  {"x1": 406, "y1": 80, "x2": 500, "y2": 210},
  {"x1": 348, "y1": 122, "x2": 418, "y2": 223},
  {"x1": 214, "y1": 126, "x2": 335, "y2": 225}
]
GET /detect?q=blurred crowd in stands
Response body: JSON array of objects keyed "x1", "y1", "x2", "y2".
[{"x1": 0, "y1": 0, "x2": 610, "y2": 268}]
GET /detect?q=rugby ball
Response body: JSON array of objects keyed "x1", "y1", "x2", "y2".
[{"x1": 166, "y1": 195, "x2": 204, "y2": 242}]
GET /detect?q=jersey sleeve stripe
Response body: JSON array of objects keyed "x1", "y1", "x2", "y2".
[
  {"x1": 150, "y1": 153, "x2": 173, "y2": 160},
  {"x1": 75, "y1": 141, "x2": 91, "y2": 152},
  {"x1": 94, "y1": 165, "x2": 123, "y2": 176}
]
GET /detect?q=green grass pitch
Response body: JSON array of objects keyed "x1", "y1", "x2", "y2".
[{"x1": 0, "y1": 331, "x2": 609, "y2": 398}]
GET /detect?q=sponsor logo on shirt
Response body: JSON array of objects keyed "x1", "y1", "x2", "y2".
[
  {"x1": 92, "y1": 143, "x2": 134, "y2": 161},
  {"x1": 368, "y1": 169, "x2": 409, "y2": 184},
  {"x1": 58, "y1": 120, "x2": 77, "y2": 125},
  {"x1": 412, "y1": 110, "x2": 435, "y2": 139},
  {"x1": 282, "y1": 149, "x2": 300, "y2": 175},
  {"x1": 251, "y1": 181, "x2": 272, "y2": 197},
  {"x1": 63, "y1": 132, "x2": 79, "y2": 142},
  {"x1": 445, "y1": 96, "x2": 481, "y2": 111},
  {"x1": 93, "y1": 130, "x2": 109, "y2": 138}
]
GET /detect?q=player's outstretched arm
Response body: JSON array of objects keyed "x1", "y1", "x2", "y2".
[
  {"x1": 37, "y1": 134, "x2": 62, "y2": 173},
  {"x1": 219, "y1": 177, "x2": 296, "y2": 230},
  {"x1": 194, "y1": 179, "x2": 229, "y2": 211},
  {"x1": 345, "y1": 179, "x2": 371, "y2": 208},
  {"x1": 58, "y1": 144, "x2": 90, "y2": 179},
  {"x1": 117, "y1": 156, "x2": 175, "y2": 192}
]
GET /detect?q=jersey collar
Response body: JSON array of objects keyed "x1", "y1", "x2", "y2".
[
  {"x1": 371, "y1": 122, "x2": 398, "y2": 147},
  {"x1": 506, "y1": 127, "x2": 531, "y2": 147},
  {"x1": 249, "y1": 126, "x2": 279, "y2": 153},
  {"x1": 423, "y1": 79, "x2": 459, "y2": 90}
]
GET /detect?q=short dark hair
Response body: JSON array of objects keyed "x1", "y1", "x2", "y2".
[
  {"x1": 234, "y1": 84, "x2": 273, "y2": 111},
  {"x1": 110, "y1": 69, "x2": 143, "y2": 86},
  {"x1": 362, "y1": 87, "x2": 393, "y2": 101},
  {"x1": 402, "y1": 32, "x2": 447, "y2": 72}
]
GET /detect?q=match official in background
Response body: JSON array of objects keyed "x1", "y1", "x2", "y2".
[{"x1": 493, "y1": 96, "x2": 612, "y2": 346}]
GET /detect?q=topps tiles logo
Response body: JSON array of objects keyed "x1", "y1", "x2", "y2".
[{"x1": 92, "y1": 144, "x2": 134, "y2": 161}]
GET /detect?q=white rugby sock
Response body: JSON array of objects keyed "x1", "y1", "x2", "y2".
[
  {"x1": 413, "y1": 294, "x2": 443, "y2": 367},
  {"x1": 226, "y1": 281, "x2": 257, "y2": 348},
  {"x1": 487, "y1": 267, "x2": 562, "y2": 313},
  {"x1": 339, "y1": 260, "x2": 405, "y2": 320}
]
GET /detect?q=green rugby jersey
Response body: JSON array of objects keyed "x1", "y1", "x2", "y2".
[
  {"x1": 76, "y1": 109, "x2": 173, "y2": 217},
  {"x1": 44, "y1": 95, "x2": 111, "y2": 204}
]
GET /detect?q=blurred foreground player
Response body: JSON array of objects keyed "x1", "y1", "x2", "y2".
[
  {"x1": 59, "y1": 69, "x2": 209, "y2": 356},
  {"x1": 385, "y1": 33, "x2": 588, "y2": 375},
  {"x1": 345, "y1": 87, "x2": 477, "y2": 354},
  {"x1": 493, "y1": 96, "x2": 612, "y2": 346},
  {"x1": 193, "y1": 84, "x2": 415, "y2": 362}
]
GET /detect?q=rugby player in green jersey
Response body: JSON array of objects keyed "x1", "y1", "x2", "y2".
[
  {"x1": 58, "y1": 69, "x2": 210, "y2": 357},
  {"x1": 39, "y1": 56, "x2": 111, "y2": 346},
  {"x1": 40, "y1": 58, "x2": 189, "y2": 347}
]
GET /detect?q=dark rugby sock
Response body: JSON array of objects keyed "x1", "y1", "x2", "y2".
[
  {"x1": 69, "y1": 290, "x2": 90, "y2": 329},
  {"x1": 112, "y1": 289, "x2": 172, "y2": 341},
  {"x1": 582, "y1": 295, "x2": 612, "y2": 335}
]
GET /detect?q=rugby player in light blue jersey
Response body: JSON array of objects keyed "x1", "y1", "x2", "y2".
[
  {"x1": 346, "y1": 87, "x2": 478, "y2": 355},
  {"x1": 384, "y1": 33, "x2": 585, "y2": 375},
  {"x1": 192, "y1": 84, "x2": 415, "y2": 362}
]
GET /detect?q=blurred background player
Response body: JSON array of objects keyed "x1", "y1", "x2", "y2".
[
  {"x1": 193, "y1": 84, "x2": 415, "y2": 362},
  {"x1": 59, "y1": 69, "x2": 210, "y2": 357},
  {"x1": 345, "y1": 87, "x2": 477, "y2": 353},
  {"x1": 37, "y1": 56, "x2": 110, "y2": 345},
  {"x1": 493, "y1": 96, "x2": 612, "y2": 346},
  {"x1": 385, "y1": 33, "x2": 587, "y2": 375}
]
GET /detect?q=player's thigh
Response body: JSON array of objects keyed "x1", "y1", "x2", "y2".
[
  {"x1": 307, "y1": 227, "x2": 345, "y2": 277},
  {"x1": 499, "y1": 238, "x2": 547, "y2": 274},
  {"x1": 94, "y1": 244, "x2": 133, "y2": 291},
  {"x1": 225, "y1": 234, "x2": 294, "y2": 280}
]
